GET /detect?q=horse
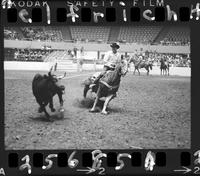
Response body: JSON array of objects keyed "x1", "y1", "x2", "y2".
[
  {"x1": 129, "y1": 57, "x2": 153, "y2": 76},
  {"x1": 160, "y1": 59, "x2": 170, "y2": 76},
  {"x1": 83, "y1": 60, "x2": 128, "y2": 115}
]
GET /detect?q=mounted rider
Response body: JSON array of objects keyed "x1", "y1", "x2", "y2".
[{"x1": 89, "y1": 42, "x2": 121, "y2": 88}]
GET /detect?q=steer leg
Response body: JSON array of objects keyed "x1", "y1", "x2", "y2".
[
  {"x1": 101, "y1": 94, "x2": 114, "y2": 115},
  {"x1": 43, "y1": 106, "x2": 50, "y2": 118},
  {"x1": 89, "y1": 87, "x2": 100, "y2": 112},
  {"x1": 36, "y1": 99, "x2": 44, "y2": 113},
  {"x1": 36, "y1": 99, "x2": 51, "y2": 119},
  {"x1": 57, "y1": 93, "x2": 64, "y2": 107},
  {"x1": 57, "y1": 93, "x2": 64, "y2": 112},
  {"x1": 42, "y1": 101, "x2": 50, "y2": 118},
  {"x1": 49, "y1": 98, "x2": 55, "y2": 112}
]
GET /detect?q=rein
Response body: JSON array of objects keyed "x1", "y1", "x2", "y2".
[{"x1": 99, "y1": 80, "x2": 119, "y2": 90}]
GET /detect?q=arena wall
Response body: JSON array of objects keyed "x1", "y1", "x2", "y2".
[
  {"x1": 4, "y1": 61, "x2": 52, "y2": 71},
  {"x1": 4, "y1": 61, "x2": 104, "y2": 71},
  {"x1": 4, "y1": 40, "x2": 190, "y2": 54},
  {"x1": 4, "y1": 61, "x2": 191, "y2": 76}
]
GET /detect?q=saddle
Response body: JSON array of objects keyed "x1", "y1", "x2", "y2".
[
  {"x1": 99, "y1": 71, "x2": 120, "y2": 90},
  {"x1": 88, "y1": 70, "x2": 119, "y2": 90}
]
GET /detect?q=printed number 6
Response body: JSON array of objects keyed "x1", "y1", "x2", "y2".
[{"x1": 68, "y1": 151, "x2": 79, "y2": 168}]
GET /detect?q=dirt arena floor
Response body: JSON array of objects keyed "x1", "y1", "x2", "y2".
[{"x1": 4, "y1": 70, "x2": 191, "y2": 149}]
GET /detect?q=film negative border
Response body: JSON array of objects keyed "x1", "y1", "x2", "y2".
[
  {"x1": 1, "y1": 0, "x2": 200, "y2": 176},
  {"x1": 0, "y1": 149, "x2": 199, "y2": 175},
  {"x1": 1, "y1": 0, "x2": 200, "y2": 25}
]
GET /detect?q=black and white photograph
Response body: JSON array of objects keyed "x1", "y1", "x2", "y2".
[{"x1": 4, "y1": 25, "x2": 190, "y2": 149}]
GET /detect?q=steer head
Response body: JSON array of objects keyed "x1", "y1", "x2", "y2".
[{"x1": 47, "y1": 70, "x2": 66, "y2": 95}]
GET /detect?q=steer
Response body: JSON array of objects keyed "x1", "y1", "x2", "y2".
[{"x1": 32, "y1": 68, "x2": 66, "y2": 118}]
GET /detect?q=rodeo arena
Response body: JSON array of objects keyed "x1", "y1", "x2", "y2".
[{"x1": 4, "y1": 25, "x2": 190, "y2": 149}]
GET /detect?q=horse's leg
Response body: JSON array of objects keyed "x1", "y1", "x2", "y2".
[
  {"x1": 90, "y1": 87, "x2": 101, "y2": 112},
  {"x1": 133, "y1": 67, "x2": 136, "y2": 75},
  {"x1": 49, "y1": 97, "x2": 55, "y2": 112},
  {"x1": 101, "y1": 94, "x2": 114, "y2": 115},
  {"x1": 146, "y1": 68, "x2": 149, "y2": 76},
  {"x1": 83, "y1": 85, "x2": 89, "y2": 98},
  {"x1": 137, "y1": 68, "x2": 140, "y2": 75}
]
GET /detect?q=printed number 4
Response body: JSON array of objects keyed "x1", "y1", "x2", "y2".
[{"x1": 0, "y1": 168, "x2": 5, "y2": 176}]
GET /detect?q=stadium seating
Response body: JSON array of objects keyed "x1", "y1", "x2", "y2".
[
  {"x1": 154, "y1": 26, "x2": 190, "y2": 45},
  {"x1": 43, "y1": 26, "x2": 63, "y2": 42},
  {"x1": 117, "y1": 26, "x2": 162, "y2": 44},
  {"x1": 108, "y1": 26, "x2": 120, "y2": 43},
  {"x1": 4, "y1": 27, "x2": 21, "y2": 40},
  {"x1": 44, "y1": 50, "x2": 70, "y2": 62},
  {"x1": 4, "y1": 26, "x2": 190, "y2": 46},
  {"x1": 4, "y1": 48, "x2": 15, "y2": 61},
  {"x1": 60, "y1": 27, "x2": 72, "y2": 41},
  {"x1": 18, "y1": 27, "x2": 63, "y2": 41},
  {"x1": 70, "y1": 26, "x2": 110, "y2": 42},
  {"x1": 4, "y1": 48, "x2": 52, "y2": 62}
]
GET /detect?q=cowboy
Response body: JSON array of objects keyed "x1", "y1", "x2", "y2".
[{"x1": 89, "y1": 42, "x2": 121, "y2": 88}]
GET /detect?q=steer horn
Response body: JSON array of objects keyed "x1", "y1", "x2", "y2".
[{"x1": 57, "y1": 72, "x2": 66, "y2": 80}]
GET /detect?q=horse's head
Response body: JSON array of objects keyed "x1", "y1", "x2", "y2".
[{"x1": 116, "y1": 59, "x2": 128, "y2": 76}]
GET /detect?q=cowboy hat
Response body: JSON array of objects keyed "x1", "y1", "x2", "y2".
[{"x1": 110, "y1": 42, "x2": 120, "y2": 49}]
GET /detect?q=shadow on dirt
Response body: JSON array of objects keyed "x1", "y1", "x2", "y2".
[
  {"x1": 29, "y1": 111, "x2": 66, "y2": 122},
  {"x1": 108, "y1": 107, "x2": 125, "y2": 113}
]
